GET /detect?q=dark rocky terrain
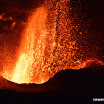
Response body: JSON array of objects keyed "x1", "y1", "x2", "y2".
[{"x1": 0, "y1": 64, "x2": 104, "y2": 103}]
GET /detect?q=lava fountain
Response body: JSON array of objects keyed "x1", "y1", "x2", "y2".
[
  {"x1": 11, "y1": 7, "x2": 49, "y2": 84},
  {"x1": 1, "y1": 0, "x2": 104, "y2": 84}
]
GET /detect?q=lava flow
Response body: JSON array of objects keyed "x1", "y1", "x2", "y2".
[{"x1": 1, "y1": 0, "x2": 104, "y2": 84}]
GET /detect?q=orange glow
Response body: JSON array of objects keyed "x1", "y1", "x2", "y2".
[
  {"x1": 1, "y1": 0, "x2": 104, "y2": 84},
  {"x1": 11, "y1": 7, "x2": 48, "y2": 84}
]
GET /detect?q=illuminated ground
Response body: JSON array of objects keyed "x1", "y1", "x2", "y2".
[
  {"x1": 0, "y1": 62, "x2": 103, "y2": 92},
  {"x1": 0, "y1": 61, "x2": 104, "y2": 103}
]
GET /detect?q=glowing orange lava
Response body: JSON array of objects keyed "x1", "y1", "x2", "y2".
[
  {"x1": 11, "y1": 7, "x2": 49, "y2": 84},
  {"x1": 1, "y1": 0, "x2": 104, "y2": 84}
]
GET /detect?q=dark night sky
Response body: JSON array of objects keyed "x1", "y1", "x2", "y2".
[
  {"x1": 1, "y1": 0, "x2": 103, "y2": 57},
  {"x1": 0, "y1": 0, "x2": 44, "y2": 9},
  {"x1": 0, "y1": 0, "x2": 103, "y2": 58}
]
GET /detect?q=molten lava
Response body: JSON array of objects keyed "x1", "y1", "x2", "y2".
[
  {"x1": 1, "y1": 0, "x2": 104, "y2": 84},
  {"x1": 11, "y1": 7, "x2": 49, "y2": 84}
]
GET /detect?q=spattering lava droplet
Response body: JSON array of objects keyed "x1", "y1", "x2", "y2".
[{"x1": 1, "y1": 0, "x2": 104, "y2": 84}]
